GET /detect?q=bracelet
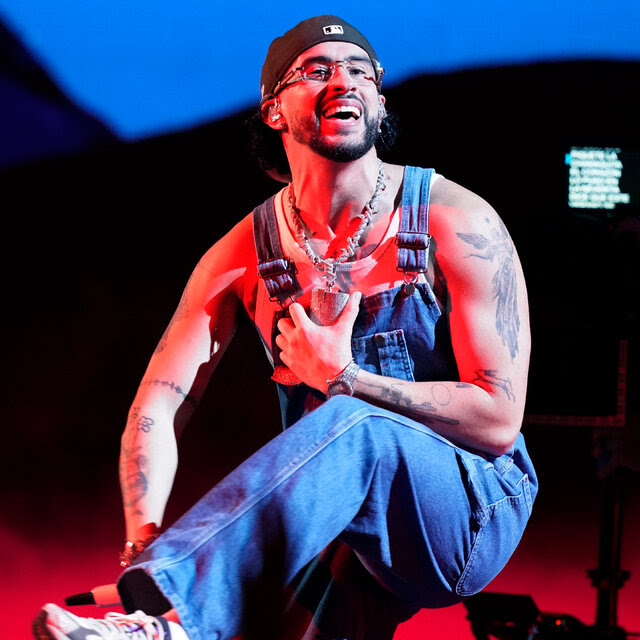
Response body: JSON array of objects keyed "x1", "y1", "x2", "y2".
[
  {"x1": 326, "y1": 361, "x2": 360, "y2": 398},
  {"x1": 119, "y1": 532, "x2": 161, "y2": 568}
]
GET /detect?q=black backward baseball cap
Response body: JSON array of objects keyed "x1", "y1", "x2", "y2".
[{"x1": 260, "y1": 15, "x2": 382, "y2": 100}]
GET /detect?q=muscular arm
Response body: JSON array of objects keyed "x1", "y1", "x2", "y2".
[
  {"x1": 277, "y1": 180, "x2": 530, "y2": 457},
  {"x1": 354, "y1": 189, "x2": 530, "y2": 455},
  {"x1": 119, "y1": 217, "x2": 255, "y2": 540},
  {"x1": 352, "y1": 374, "x2": 519, "y2": 457}
]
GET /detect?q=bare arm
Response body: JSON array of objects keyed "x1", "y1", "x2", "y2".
[
  {"x1": 276, "y1": 181, "x2": 530, "y2": 457},
  {"x1": 119, "y1": 218, "x2": 255, "y2": 540},
  {"x1": 352, "y1": 193, "x2": 530, "y2": 455}
]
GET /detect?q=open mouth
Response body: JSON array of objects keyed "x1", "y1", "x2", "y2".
[{"x1": 322, "y1": 105, "x2": 362, "y2": 120}]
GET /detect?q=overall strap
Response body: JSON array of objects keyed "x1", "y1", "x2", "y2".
[
  {"x1": 252, "y1": 195, "x2": 302, "y2": 308},
  {"x1": 396, "y1": 166, "x2": 434, "y2": 274}
]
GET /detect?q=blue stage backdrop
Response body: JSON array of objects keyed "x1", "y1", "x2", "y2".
[{"x1": 0, "y1": 0, "x2": 639, "y2": 138}]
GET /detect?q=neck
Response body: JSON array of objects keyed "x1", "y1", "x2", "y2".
[{"x1": 287, "y1": 147, "x2": 381, "y2": 232}]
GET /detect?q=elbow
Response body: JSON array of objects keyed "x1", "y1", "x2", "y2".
[
  {"x1": 486, "y1": 418, "x2": 522, "y2": 457},
  {"x1": 478, "y1": 391, "x2": 525, "y2": 456},
  {"x1": 486, "y1": 439, "x2": 517, "y2": 458}
]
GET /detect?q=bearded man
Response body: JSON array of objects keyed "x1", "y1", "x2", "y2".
[{"x1": 34, "y1": 15, "x2": 537, "y2": 640}]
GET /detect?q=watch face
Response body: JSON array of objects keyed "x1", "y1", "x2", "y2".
[{"x1": 326, "y1": 361, "x2": 358, "y2": 398}]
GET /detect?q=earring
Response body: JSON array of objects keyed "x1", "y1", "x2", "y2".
[
  {"x1": 377, "y1": 97, "x2": 386, "y2": 133},
  {"x1": 271, "y1": 98, "x2": 282, "y2": 121}
]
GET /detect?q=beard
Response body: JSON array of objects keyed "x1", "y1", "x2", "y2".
[{"x1": 290, "y1": 105, "x2": 380, "y2": 163}]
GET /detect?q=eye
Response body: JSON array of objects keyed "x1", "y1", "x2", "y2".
[
  {"x1": 303, "y1": 64, "x2": 331, "y2": 81},
  {"x1": 347, "y1": 64, "x2": 368, "y2": 77}
]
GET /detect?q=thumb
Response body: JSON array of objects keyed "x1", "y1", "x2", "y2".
[
  {"x1": 288, "y1": 301, "x2": 312, "y2": 328},
  {"x1": 338, "y1": 291, "x2": 362, "y2": 329}
]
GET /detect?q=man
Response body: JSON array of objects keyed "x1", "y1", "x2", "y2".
[{"x1": 34, "y1": 15, "x2": 537, "y2": 640}]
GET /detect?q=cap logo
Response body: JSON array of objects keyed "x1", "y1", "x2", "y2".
[{"x1": 322, "y1": 25, "x2": 344, "y2": 35}]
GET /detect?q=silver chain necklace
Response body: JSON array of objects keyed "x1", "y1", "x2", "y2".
[{"x1": 288, "y1": 159, "x2": 386, "y2": 293}]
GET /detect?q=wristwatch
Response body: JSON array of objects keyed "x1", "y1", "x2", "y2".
[{"x1": 326, "y1": 361, "x2": 360, "y2": 398}]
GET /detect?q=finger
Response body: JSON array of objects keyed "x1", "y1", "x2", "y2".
[
  {"x1": 274, "y1": 333, "x2": 288, "y2": 350},
  {"x1": 277, "y1": 317, "x2": 294, "y2": 334},
  {"x1": 337, "y1": 291, "x2": 362, "y2": 329},
  {"x1": 288, "y1": 302, "x2": 312, "y2": 328}
]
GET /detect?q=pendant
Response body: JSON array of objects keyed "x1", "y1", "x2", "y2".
[
  {"x1": 309, "y1": 288, "x2": 350, "y2": 325},
  {"x1": 272, "y1": 289, "x2": 351, "y2": 386},
  {"x1": 272, "y1": 288, "x2": 349, "y2": 386}
]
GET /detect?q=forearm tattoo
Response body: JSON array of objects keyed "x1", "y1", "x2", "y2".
[
  {"x1": 128, "y1": 407, "x2": 155, "y2": 432},
  {"x1": 120, "y1": 441, "x2": 148, "y2": 514},
  {"x1": 359, "y1": 379, "x2": 460, "y2": 426},
  {"x1": 119, "y1": 407, "x2": 158, "y2": 515},
  {"x1": 473, "y1": 369, "x2": 515, "y2": 402},
  {"x1": 140, "y1": 378, "x2": 197, "y2": 407},
  {"x1": 457, "y1": 218, "x2": 520, "y2": 360}
]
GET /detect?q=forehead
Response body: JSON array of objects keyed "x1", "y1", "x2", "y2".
[{"x1": 289, "y1": 41, "x2": 372, "y2": 70}]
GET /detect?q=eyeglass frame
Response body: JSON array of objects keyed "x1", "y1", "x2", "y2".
[{"x1": 268, "y1": 57, "x2": 385, "y2": 99}]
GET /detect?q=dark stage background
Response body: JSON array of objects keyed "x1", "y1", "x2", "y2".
[{"x1": 2, "y1": 24, "x2": 640, "y2": 638}]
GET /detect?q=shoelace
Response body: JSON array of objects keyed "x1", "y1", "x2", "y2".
[{"x1": 80, "y1": 611, "x2": 166, "y2": 640}]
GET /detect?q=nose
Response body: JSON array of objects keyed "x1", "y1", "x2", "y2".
[{"x1": 327, "y1": 61, "x2": 355, "y2": 89}]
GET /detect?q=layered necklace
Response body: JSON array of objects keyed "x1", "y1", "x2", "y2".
[{"x1": 287, "y1": 160, "x2": 386, "y2": 324}]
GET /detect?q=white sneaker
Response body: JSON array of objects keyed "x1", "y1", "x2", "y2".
[{"x1": 33, "y1": 603, "x2": 170, "y2": 640}]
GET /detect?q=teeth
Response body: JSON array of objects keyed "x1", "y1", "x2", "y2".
[{"x1": 324, "y1": 105, "x2": 361, "y2": 119}]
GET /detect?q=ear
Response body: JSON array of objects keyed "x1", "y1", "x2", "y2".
[
  {"x1": 377, "y1": 94, "x2": 387, "y2": 120},
  {"x1": 261, "y1": 97, "x2": 286, "y2": 131}
]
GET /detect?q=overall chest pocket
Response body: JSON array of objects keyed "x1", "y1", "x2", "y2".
[{"x1": 351, "y1": 329, "x2": 415, "y2": 382}]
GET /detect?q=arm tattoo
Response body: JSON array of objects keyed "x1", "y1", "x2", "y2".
[
  {"x1": 431, "y1": 383, "x2": 452, "y2": 406},
  {"x1": 128, "y1": 407, "x2": 155, "y2": 432},
  {"x1": 140, "y1": 379, "x2": 197, "y2": 407},
  {"x1": 120, "y1": 411, "x2": 156, "y2": 513},
  {"x1": 457, "y1": 219, "x2": 520, "y2": 360},
  {"x1": 473, "y1": 369, "x2": 515, "y2": 402},
  {"x1": 360, "y1": 379, "x2": 460, "y2": 426},
  {"x1": 120, "y1": 444, "x2": 149, "y2": 508}
]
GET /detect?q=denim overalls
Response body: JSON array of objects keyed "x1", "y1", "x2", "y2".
[{"x1": 119, "y1": 167, "x2": 538, "y2": 640}]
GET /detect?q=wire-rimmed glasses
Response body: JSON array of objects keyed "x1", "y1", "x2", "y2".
[{"x1": 272, "y1": 59, "x2": 384, "y2": 96}]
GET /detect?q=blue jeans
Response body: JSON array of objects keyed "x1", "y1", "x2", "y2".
[{"x1": 119, "y1": 396, "x2": 536, "y2": 640}]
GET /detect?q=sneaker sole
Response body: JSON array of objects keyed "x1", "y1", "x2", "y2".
[{"x1": 32, "y1": 610, "x2": 56, "y2": 640}]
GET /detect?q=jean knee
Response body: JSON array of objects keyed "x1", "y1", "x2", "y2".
[{"x1": 322, "y1": 395, "x2": 372, "y2": 413}]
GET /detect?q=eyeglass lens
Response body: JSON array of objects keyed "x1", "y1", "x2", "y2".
[{"x1": 301, "y1": 60, "x2": 376, "y2": 85}]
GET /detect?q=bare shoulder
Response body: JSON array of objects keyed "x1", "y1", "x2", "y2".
[
  {"x1": 428, "y1": 175, "x2": 518, "y2": 270},
  {"x1": 430, "y1": 175, "x2": 500, "y2": 235},
  {"x1": 184, "y1": 211, "x2": 260, "y2": 315},
  {"x1": 198, "y1": 212, "x2": 257, "y2": 275}
]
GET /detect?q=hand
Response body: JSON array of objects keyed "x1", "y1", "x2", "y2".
[{"x1": 275, "y1": 291, "x2": 361, "y2": 392}]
